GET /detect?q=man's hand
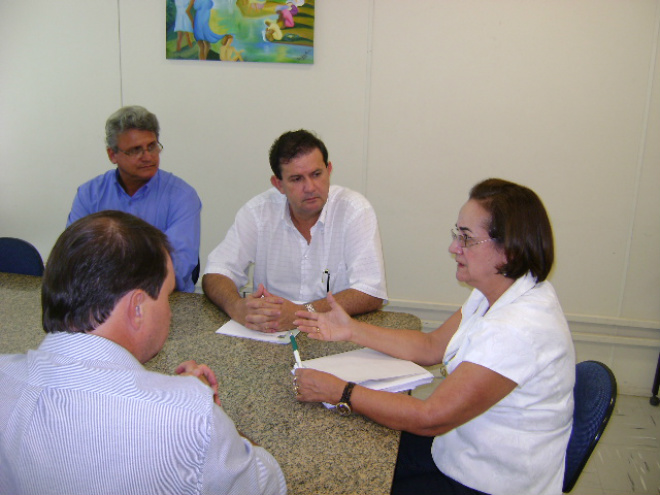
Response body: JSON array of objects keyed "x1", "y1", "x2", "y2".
[
  {"x1": 202, "y1": 275, "x2": 302, "y2": 332},
  {"x1": 240, "y1": 284, "x2": 285, "y2": 332},
  {"x1": 240, "y1": 284, "x2": 303, "y2": 333},
  {"x1": 175, "y1": 360, "x2": 222, "y2": 406}
]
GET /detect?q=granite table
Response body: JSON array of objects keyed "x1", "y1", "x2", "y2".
[{"x1": 0, "y1": 272, "x2": 423, "y2": 495}]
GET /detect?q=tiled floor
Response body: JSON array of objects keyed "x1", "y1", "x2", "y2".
[
  {"x1": 570, "y1": 394, "x2": 660, "y2": 495},
  {"x1": 412, "y1": 375, "x2": 660, "y2": 494}
]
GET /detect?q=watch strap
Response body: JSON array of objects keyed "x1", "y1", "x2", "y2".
[
  {"x1": 336, "y1": 382, "x2": 356, "y2": 416},
  {"x1": 340, "y1": 381, "x2": 356, "y2": 405}
]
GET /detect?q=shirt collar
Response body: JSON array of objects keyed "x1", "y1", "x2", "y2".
[
  {"x1": 112, "y1": 168, "x2": 159, "y2": 198},
  {"x1": 38, "y1": 332, "x2": 143, "y2": 370},
  {"x1": 462, "y1": 272, "x2": 538, "y2": 319},
  {"x1": 488, "y1": 272, "x2": 538, "y2": 312},
  {"x1": 280, "y1": 185, "x2": 335, "y2": 230},
  {"x1": 447, "y1": 272, "x2": 538, "y2": 367},
  {"x1": 316, "y1": 185, "x2": 338, "y2": 227}
]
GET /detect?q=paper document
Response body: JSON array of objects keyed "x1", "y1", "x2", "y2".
[
  {"x1": 216, "y1": 319, "x2": 294, "y2": 344},
  {"x1": 301, "y1": 348, "x2": 434, "y2": 393}
]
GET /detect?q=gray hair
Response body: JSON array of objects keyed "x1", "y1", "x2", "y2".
[{"x1": 105, "y1": 105, "x2": 160, "y2": 151}]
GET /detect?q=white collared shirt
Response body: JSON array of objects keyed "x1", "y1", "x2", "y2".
[
  {"x1": 433, "y1": 273, "x2": 576, "y2": 495},
  {"x1": 204, "y1": 185, "x2": 388, "y2": 304}
]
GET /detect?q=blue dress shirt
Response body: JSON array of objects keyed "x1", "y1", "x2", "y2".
[{"x1": 67, "y1": 169, "x2": 201, "y2": 292}]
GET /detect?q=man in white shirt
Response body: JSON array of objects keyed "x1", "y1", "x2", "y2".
[
  {"x1": 203, "y1": 129, "x2": 387, "y2": 332},
  {"x1": 0, "y1": 211, "x2": 286, "y2": 495}
]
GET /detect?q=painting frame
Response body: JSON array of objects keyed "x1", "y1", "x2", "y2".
[{"x1": 166, "y1": 0, "x2": 315, "y2": 64}]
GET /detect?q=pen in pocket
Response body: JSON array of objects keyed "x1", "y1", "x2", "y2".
[{"x1": 322, "y1": 269, "x2": 330, "y2": 293}]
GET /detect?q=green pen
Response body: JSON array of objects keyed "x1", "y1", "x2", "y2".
[{"x1": 290, "y1": 332, "x2": 303, "y2": 368}]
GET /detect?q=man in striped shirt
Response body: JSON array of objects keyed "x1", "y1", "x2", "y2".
[{"x1": 0, "y1": 211, "x2": 286, "y2": 495}]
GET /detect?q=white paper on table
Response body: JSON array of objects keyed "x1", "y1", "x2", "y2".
[
  {"x1": 301, "y1": 348, "x2": 434, "y2": 394},
  {"x1": 215, "y1": 319, "x2": 292, "y2": 344}
]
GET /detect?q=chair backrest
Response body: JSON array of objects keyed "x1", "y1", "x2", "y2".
[
  {"x1": 0, "y1": 237, "x2": 45, "y2": 276},
  {"x1": 563, "y1": 360, "x2": 617, "y2": 492},
  {"x1": 192, "y1": 257, "x2": 201, "y2": 285}
]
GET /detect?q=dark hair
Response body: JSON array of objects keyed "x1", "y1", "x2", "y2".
[
  {"x1": 105, "y1": 106, "x2": 160, "y2": 151},
  {"x1": 42, "y1": 211, "x2": 172, "y2": 334},
  {"x1": 469, "y1": 178, "x2": 554, "y2": 282},
  {"x1": 268, "y1": 129, "x2": 329, "y2": 179}
]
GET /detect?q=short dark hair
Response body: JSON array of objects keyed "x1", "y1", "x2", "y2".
[
  {"x1": 105, "y1": 106, "x2": 160, "y2": 151},
  {"x1": 469, "y1": 178, "x2": 554, "y2": 282},
  {"x1": 42, "y1": 211, "x2": 172, "y2": 334},
  {"x1": 268, "y1": 129, "x2": 329, "y2": 179}
]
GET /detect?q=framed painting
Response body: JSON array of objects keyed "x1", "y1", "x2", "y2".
[{"x1": 166, "y1": 0, "x2": 314, "y2": 64}]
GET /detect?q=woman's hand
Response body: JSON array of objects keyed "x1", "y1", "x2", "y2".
[
  {"x1": 176, "y1": 360, "x2": 222, "y2": 407},
  {"x1": 293, "y1": 292, "x2": 354, "y2": 342},
  {"x1": 294, "y1": 368, "x2": 346, "y2": 405}
]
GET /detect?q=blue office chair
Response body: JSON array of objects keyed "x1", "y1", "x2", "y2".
[
  {"x1": 0, "y1": 237, "x2": 45, "y2": 276},
  {"x1": 563, "y1": 360, "x2": 617, "y2": 492}
]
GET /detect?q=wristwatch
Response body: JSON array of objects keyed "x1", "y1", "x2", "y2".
[
  {"x1": 336, "y1": 382, "x2": 356, "y2": 416},
  {"x1": 304, "y1": 302, "x2": 316, "y2": 313}
]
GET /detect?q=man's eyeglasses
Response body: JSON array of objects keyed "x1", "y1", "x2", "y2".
[
  {"x1": 450, "y1": 228, "x2": 496, "y2": 249},
  {"x1": 116, "y1": 142, "x2": 164, "y2": 158}
]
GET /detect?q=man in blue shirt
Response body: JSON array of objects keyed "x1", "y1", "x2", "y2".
[{"x1": 67, "y1": 105, "x2": 201, "y2": 292}]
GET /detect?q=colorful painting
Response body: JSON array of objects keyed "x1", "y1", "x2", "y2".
[{"x1": 166, "y1": 0, "x2": 314, "y2": 64}]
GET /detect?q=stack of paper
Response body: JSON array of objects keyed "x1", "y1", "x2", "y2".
[
  {"x1": 215, "y1": 319, "x2": 293, "y2": 344},
  {"x1": 300, "y1": 347, "x2": 434, "y2": 393}
]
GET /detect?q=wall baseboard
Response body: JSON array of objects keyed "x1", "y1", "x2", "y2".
[{"x1": 386, "y1": 298, "x2": 660, "y2": 398}]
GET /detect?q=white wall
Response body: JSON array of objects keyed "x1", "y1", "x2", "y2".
[{"x1": 1, "y1": 0, "x2": 659, "y2": 395}]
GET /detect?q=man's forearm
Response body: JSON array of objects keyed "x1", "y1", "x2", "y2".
[
  {"x1": 202, "y1": 274, "x2": 244, "y2": 321},
  {"x1": 311, "y1": 288, "x2": 383, "y2": 316}
]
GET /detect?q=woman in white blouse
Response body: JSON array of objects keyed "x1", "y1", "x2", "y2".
[{"x1": 293, "y1": 178, "x2": 576, "y2": 495}]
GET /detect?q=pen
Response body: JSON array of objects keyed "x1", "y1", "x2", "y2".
[
  {"x1": 323, "y1": 269, "x2": 330, "y2": 293},
  {"x1": 290, "y1": 332, "x2": 303, "y2": 368}
]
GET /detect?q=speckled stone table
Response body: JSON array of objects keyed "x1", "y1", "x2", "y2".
[{"x1": 0, "y1": 272, "x2": 422, "y2": 495}]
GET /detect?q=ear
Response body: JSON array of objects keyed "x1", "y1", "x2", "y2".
[
  {"x1": 128, "y1": 290, "x2": 146, "y2": 329},
  {"x1": 270, "y1": 175, "x2": 285, "y2": 194},
  {"x1": 107, "y1": 147, "x2": 118, "y2": 164},
  {"x1": 327, "y1": 161, "x2": 333, "y2": 175}
]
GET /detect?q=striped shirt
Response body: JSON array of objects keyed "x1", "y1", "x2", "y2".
[
  {"x1": 0, "y1": 332, "x2": 286, "y2": 495},
  {"x1": 204, "y1": 185, "x2": 388, "y2": 304}
]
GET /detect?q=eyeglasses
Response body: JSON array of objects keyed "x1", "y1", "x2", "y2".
[
  {"x1": 450, "y1": 228, "x2": 495, "y2": 249},
  {"x1": 116, "y1": 142, "x2": 163, "y2": 158}
]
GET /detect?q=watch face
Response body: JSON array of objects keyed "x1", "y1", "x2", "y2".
[{"x1": 336, "y1": 402, "x2": 351, "y2": 416}]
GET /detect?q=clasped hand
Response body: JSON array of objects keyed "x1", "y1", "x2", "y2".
[
  {"x1": 175, "y1": 360, "x2": 222, "y2": 406},
  {"x1": 242, "y1": 284, "x2": 301, "y2": 333}
]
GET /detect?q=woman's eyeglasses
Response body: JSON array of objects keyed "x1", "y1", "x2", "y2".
[{"x1": 450, "y1": 228, "x2": 496, "y2": 249}]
